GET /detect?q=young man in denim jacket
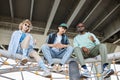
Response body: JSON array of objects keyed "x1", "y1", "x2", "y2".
[{"x1": 41, "y1": 23, "x2": 73, "y2": 72}]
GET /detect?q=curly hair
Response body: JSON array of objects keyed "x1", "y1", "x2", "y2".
[{"x1": 18, "y1": 19, "x2": 33, "y2": 32}]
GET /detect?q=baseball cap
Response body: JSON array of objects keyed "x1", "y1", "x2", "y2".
[{"x1": 59, "y1": 23, "x2": 68, "y2": 29}]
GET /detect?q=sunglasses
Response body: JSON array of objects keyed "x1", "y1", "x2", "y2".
[
  {"x1": 77, "y1": 25, "x2": 84, "y2": 28},
  {"x1": 24, "y1": 23, "x2": 30, "y2": 27}
]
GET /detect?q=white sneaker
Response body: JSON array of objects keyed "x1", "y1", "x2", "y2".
[
  {"x1": 20, "y1": 56, "x2": 28, "y2": 65},
  {"x1": 57, "y1": 65, "x2": 63, "y2": 72},
  {"x1": 52, "y1": 65, "x2": 58, "y2": 72},
  {"x1": 81, "y1": 69, "x2": 91, "y2": 78}
]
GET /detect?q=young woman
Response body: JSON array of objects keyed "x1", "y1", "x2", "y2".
[{"x1": 8, "y1": 19, "x2": 51, "y2": 77}]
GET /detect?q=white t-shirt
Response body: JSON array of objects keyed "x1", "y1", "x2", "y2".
[
  {"x1": 54, "y1": 35, "x2": 62, "y2": 44},
  {"x1": 52, "y1": 34, "x2": 62, "y2": 52}
]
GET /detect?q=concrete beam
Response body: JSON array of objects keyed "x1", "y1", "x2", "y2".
[
  {"x1": 113, "y1": 38, "x2": 120, "y2": 44},
  {"x1": 30, "y1": 0, "x2": 34, "y2": 21},
  {"x1": 83, "y1": 0, "x2": 102, "y2": 23},
  {"x1": 9, "y1": 0, "x2": 14, "y2": 19},
  {"x1": 92, "y1": 4, "x2": 120, "y2": 31},
  {"x1": 67, "y1": 0, "x2": 86, "y2": 27},
  {"x1": 0, "y1": 21, "x2": 45, "y2": 30},
  {"x1": 101, "y1": 18, "x2": 120, "y2": 42},
  {"x1": 44, "y1": 0, "x2": 61, "y2": 35}
]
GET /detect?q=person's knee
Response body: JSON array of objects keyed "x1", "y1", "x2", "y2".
[
  {"x1": 74, "y1": 47, "x2": 80, "y2": 51},
  {"x1": 26, "y1": 35, "x2": 31, "y2": 40},
  {"x1": 67, "y1": 46, "x2": 73, "y2": 51}
]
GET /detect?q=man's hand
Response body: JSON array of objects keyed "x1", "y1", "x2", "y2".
[
  {"x1": 48, "y1": 43, "x2": 67, "y2": 48},
  {"x1": 89, "y1": 36, "x2": 95, "y2": 42},
  {"x1": 55, "y1": 43, "x2": 66, "y2": 48},
  {"x1": 82, "y1": 47, "x2": 90, "y2": 54}
]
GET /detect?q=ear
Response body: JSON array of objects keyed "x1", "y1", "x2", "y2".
[{"x1": 58, "y1": 26, "x2": 61, "y2": 29}]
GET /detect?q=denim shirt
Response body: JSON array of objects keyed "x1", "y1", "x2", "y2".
[{"x1": 8, "y1": 30, "x2": 34, "y2": 54}]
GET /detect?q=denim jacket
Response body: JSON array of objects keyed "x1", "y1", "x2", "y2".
[{"x1": 47, "y1": 32, "x2": 69, "y2": 45}]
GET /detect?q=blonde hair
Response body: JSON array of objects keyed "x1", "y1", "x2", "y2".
[{"x1": 19, "y1": 19, "x2": 33, "y2": 32}]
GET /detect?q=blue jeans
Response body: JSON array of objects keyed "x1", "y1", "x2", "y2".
[
  {"x1": 16, "y1": 44, "x2": 33, "y2": 57},
  {"x1": 41, "y1": 44, "x2": 73, "y2": 65}
]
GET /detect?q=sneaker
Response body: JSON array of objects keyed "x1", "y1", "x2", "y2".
[
  {"x1": 20, "y1": 57, "x2": 28, "y2": 65},
  {"x1": 42, "y1": 70, "x2": 51, "y2": 78},
  {"x1": 57, "y1": 65, "x2": 63, "y2": 72},
  {"x1": 102, "y1": 69, "x2": 114, "y2": 79},
  {"x1": 81, "y1": 69, "x2": 91, "y2": 78},
  {"x1": 52, "y1": 65, "x2": 58, "y2": 72}
]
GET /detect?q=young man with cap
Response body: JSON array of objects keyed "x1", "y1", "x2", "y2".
[
  {"x1": 41, "y1": 23, "x2": 73, "y2": 72},
  {"x1": 73, "y1": 23, "x2": 114, "y2": 78}
]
